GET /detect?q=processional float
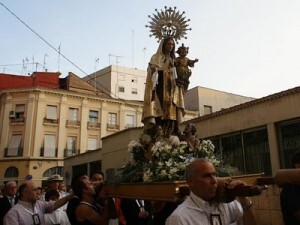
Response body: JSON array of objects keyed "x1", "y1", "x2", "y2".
[{"x1": 104, "y1": 6, "x2": 300, "y2": 203}]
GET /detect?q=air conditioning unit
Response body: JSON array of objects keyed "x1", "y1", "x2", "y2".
[{"x1": 9, "y1": 111, "x2": 15, "y2": 118}]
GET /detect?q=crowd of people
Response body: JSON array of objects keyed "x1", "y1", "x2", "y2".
[
  {"x1": 0, "y1": 170, "x2": 153, "y2": 225},
  {"x1": 0, "y1": 160, "x2": 259, "y2": 225},
  {"x1": 0, "y1": 155, "x2": 299, "y2": 225}
]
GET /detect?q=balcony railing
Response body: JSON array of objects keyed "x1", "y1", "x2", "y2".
[
  {"x1": 44, "y1": 118, "x2": 59, "y2": 124},
  {"x1": 107, "y1": 124, "x2": 120, "y2": 129},
  {"x1": 40, "y1": 148, "x2": 58, "y2": 157},
  {"x1": 10, "y1": 117, "x2": 25, "y2": 124},
  {"x1": 64, "y1": 149, "x2": 77, "y2": 157},
  {"x1": 66, "y1": 120, "x2": 81, "y2": 127},
  {"x1": 4, "y1": 147, "x2": 23, "y2": 157},
  {"x1": 87, "y1": 122, "x2": 101, "y2": 128}
]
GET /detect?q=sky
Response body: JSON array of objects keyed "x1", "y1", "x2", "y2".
[{"x1": 1, "y1": 0, "x2": 300, "y2": 98}]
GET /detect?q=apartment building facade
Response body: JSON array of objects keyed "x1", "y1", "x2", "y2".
[
  {"x1": 84, "y1": 65, "x2": 147, "y2": 101},
  {"x1": 0, "y1": 71, "x2": 144, "y2": 186}
]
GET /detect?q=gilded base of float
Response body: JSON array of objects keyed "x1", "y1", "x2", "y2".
[{"x1": 104, "y1": 173, "x2": 264, "y2": 202}]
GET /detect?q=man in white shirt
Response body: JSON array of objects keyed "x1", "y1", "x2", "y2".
[
  {"x1": 4, "y1": 180, "x2": 73, "y2": 225},
  {"x1": 44, "y1": 189, "x2": 70, "y2": 225},
  {"x1": 166, "y1": 159, "x2": 257, "y2": 225}
]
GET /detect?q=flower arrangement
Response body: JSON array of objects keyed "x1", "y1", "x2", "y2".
[{"x1": 119, "y1": 133, "x2": 239, "y2": 183}]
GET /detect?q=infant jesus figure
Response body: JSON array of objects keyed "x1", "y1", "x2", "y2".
[{"x1": 175, "y1": 44, "x2": 198, "y2": 93}]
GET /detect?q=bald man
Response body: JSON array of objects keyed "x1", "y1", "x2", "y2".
[
  {"x1": 166, "y1": 159, "x2": 257, "y2": 225},
  {"x1": 4, "y1": 180, "x2": 73, "y2": 225}
]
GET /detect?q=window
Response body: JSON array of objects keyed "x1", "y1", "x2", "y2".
[
  {"x1": 118, "y1": 86, "x2": 125, "y2": 92},
  {"x1": 278, "y1": 120, "x2": 300, "y2": 168},
  {"x1": 7, "y1": 134, "x2": 22, "y2": 156},
  {"x1": 118, "y1": 74, "x2": 125, "y2": 81},
  {"x1": 44, "y1": 134, "x2": 56, "y2": 157},
  {"x1": 126, "y1": 115, "x2": 135, "y2": 128},
  {"x1": 46, "y1": 105, "x2": 57, "y2": 120},
  {"x1": 221, "y1": 135, "x2": 244, "y2": 171},
  {"x1": 43, "y1": 166, "x2": 63, "y2": 178},
  {"x1": 108, "y1": 113, "x2": 118, "y2": 129},
  {"x1": 220, "y1": 128, "x2": 271, "y2": 175},
  {"x1": 88, "y1": 138, "x2": 98, "y2": 150},
  {"x1": 4, "y1": 167, "x2": 19, "y2": 178},
  {"x1": 131, "y1": 88, "x2": 138, "y2": 95},
  {"x1": 89, "y1": 110, "x2": 98, "y2": 124},
  {"x1": 15, "y1": 104, "x2": 25, "y2": 119},
  {"x1": 67, "y1": 137, "x2": 77, "y2": 150},
  {"x1": 108, "y1": 113, "x2": 117, "y2": 125},
  {"x1": 243, "y1": 129, "x2": 271, "y2": 175},
  {"x1": 131, "y1": 77, "x2": 138, "y2": 83},
  {"x1": 68, "y1": 108, "x2": 78, "y2": 122},
  {"x1": 204, "y1": 105, "x2": 212, "y2": 115},
  {"x1": 65, "y1": 136, "x2": 77, "y2": 157}
]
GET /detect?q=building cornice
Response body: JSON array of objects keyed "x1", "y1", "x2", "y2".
[
  {"x1": 0, "y1": 86, "x2": 143, "y2": 107},
  {"x1": 0, "y1": 157, "x2": 64, "y2": 162}
]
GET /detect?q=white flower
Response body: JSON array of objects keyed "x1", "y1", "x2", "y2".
[
  {"x1": 166, "y1": 158, "x2": 173, "y2": 167},
  {"x1": 170, "y1": 167, "x2": 178, "y2": 174},
  {"x1": 179, "y1": 155, "x2": 186, "y2": 160},
  {"x1": 209, "y1": 156, "x2": 220, "y2": 165},
  {"x1": 160, "y1": 170, "x2": 167, "y2": 176},
  {"x1": 177, "y1": 162, "x2": 186, "y2": 171},
  {"x1": 158, "y1": 161, "x2": 164, "y2": 167},
  {"x1": 151, "y1": 145, "x2": 158, "y2": 156},
  {"x1": 123, "y1": 134, "x2": 228, "y2": 182},
  {"x1": 164, "y1": 143, "x2": 173, "y2": 152}
]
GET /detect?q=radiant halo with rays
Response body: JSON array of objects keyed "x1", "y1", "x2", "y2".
[{"x1": 145, "y1": 6, "x2": 192, "y2": 43}]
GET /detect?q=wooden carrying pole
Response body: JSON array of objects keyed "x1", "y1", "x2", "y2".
[
  {"x1": 104, "y1": 173, "x2": 265, "y2": 202},
  {"x1": 257, "y1": 169, "x2": 300, "y2": 187},
  {"x1": 105, "y1": 170, "x2": 300, "y2": 202}
]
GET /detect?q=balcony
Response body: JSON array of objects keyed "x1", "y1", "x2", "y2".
[
  {"x1": 64, "y1": 149, "x2": 77, "y2": 157},
  {"x1": 4, "y1": 147, "x2": 23, "y2": 157},
  {"x1": 66, "y1": 120, "x2": 81, "y2": 128},
  {"x1": 87, "y1": 121, "x2": 101, "y2": 129},
  {"x1": 40, "y1": 148, "x2": 58, "y2": 157},
  {"x1": 107, "y1": 124, "x2": 120, "y2": 130},
  {"x1": 44, "y1": 118, "x2": 59, "y2": 125},
  {"x1": 10, "y1": 117, "x2": 25, "y2": 125}
]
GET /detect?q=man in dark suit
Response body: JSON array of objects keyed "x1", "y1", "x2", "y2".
[
  {"x1": 280, "y1": 152, "x2": 300, "y2": 225},
  {"x1": 0, "y1": 181, "x2": 17, "y2": 225},
  {"x1": 121, "y1": 198, "x2": 152, "y2": 225}
]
